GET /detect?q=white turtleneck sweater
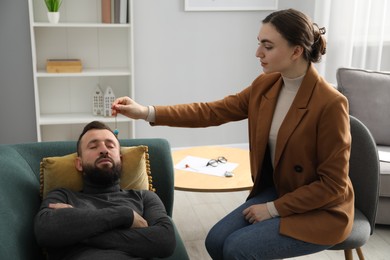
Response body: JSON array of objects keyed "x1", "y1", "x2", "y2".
[{"x1": 268, "y1": 74, "x2": 305, "y2": 167}]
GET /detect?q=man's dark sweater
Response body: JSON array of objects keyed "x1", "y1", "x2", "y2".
[{"x1": 34, "y1": 180, "x2": 176, "y2": 260}]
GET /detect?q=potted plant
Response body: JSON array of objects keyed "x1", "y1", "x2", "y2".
[{"x1": 45, "y1": 0, "x2": 63, "y2": 24}]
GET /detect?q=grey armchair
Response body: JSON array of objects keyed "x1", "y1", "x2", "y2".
[
  {"x1": 337, "y1": 67, "x2": 390, "y2": 225},
  {"x1": 328, "y1": 116, "x2": 380, "y2": 260}
]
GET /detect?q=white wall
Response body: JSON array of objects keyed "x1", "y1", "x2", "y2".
[
  {"x1": 0, "y1": 0, "x2": 37, "y2": 144},
  {"x1": 0, "y1": 0, "x2": 314, "y2": 145},
  {"x1": 132, "y1": 0, "x2": 315, "y2": 148}
]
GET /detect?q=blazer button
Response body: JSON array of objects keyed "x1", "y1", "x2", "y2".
[{"x1": 294, "y1": 165, "x2": 303, "y2": 173}]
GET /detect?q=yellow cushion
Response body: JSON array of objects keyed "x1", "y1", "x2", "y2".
[{"x1": 40, "y1": 145, "x2": 154, "y2": 198}]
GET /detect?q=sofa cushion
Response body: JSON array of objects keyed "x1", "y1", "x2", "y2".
[
  {"x1": 337, "y1": 68, "x2": 390, "y2": 146},
  {"x1": 40, "y1": 145, "x2": 153, "y2": 198}
]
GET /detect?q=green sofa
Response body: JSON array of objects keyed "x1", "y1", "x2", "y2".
[{"x1": 0, "y1": 138, "x2": 189, "y2": 260}]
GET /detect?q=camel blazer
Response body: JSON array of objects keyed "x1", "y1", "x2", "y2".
[{"x1": 154, "y1": 64, "x2": 354, "y2": 245}]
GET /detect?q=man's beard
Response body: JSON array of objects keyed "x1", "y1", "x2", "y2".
[{"x1": 82, "y1": 156, "x2": 122, "y2": 186}]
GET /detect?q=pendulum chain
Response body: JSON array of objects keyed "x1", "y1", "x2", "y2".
[{"x1": 114, "y1": 115, "x2": 119, "y2": 137}]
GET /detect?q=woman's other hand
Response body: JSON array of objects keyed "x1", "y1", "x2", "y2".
[{"x1": 243, "y1": 204, "x2": 272, "y2": 224}]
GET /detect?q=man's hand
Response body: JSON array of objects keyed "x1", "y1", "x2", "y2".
[
  {"x1": 242, "y1": 203, "x2": 271, "y2": 224},
  {"x1": 132, "y1": 210, "x2": 148, "y2": 228},
  {"x1": 49, "y1": 203, "x2": 73, "y2": 209}
]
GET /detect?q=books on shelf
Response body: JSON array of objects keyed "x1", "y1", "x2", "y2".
[
  {"x1": 101, "y1": 0, "x2": 111, "y2": 23},
  {"x1": 102, "y1": 0, "x2": 128, "y2": 24}
]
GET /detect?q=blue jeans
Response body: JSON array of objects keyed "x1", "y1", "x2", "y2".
[{"x1": 205, "y1": 188, "x2": 331, "y2": 260}]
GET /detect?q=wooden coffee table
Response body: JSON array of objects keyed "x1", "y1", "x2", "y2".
[{"x1": 172, "y1": 146, "x2": 253, "y2": 192}]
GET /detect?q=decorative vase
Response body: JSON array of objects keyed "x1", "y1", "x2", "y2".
[{"x1": 47, "y1": 12, "x2": 60, "y2": 24}]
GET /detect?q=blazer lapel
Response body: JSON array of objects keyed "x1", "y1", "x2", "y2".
[
  {"x1": 249, "y1": 77, "x2": 283, "y2": 197},
  {"x1": 255, "y1": 77, "x2": 284, "y2": 147},
  {"x1": 273, "y1": 107, "x2": 308, "y2": 168}
]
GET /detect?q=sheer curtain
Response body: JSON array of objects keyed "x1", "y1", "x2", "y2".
[{"x1": 314, "y1": 0, "x2": 390, "y2": 84}]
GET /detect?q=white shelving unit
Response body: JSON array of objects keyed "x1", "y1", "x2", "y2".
[{"x1": 28, "y1": 0, "x2": 134, "y2": 141}]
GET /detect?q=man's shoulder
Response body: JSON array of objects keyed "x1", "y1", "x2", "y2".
[
  {"x1": 41, "y1": 188, "x2": 79, "y2": 204},
  {"x1": 122, "y1": 189, "x2": 161, "y2": 202},
  {"x1": 122, "y1": 189, "x2": 156, "y2": 196},
  {"x1": 46, "y1": 187, "x2": 79, "y2": 198}
]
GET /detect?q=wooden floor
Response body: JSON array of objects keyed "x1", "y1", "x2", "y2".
[{"x1": 172, "y1": 190, "x2": 390, "y2": 260}]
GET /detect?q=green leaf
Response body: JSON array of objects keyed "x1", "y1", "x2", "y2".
[{"x1": 44, "y1": 0, "x2": 62, "y2": 12}]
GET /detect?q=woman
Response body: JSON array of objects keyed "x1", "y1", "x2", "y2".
[{"x1": 112, "y1": 9, "x2": 354, "y2": 259}]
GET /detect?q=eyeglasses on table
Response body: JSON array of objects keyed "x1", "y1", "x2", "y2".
[{"x1": 206, "y1": 156, "x2": 227, "y2": 167}]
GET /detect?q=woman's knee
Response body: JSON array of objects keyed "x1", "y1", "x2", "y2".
[
  {"x1": 205, "y1": 228, "x2": 224, "y2": 260},
  {"x1": 222, "y1": 233, "x2": 250, "y2": 260}
]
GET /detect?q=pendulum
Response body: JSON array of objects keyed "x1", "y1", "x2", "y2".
[
  {"x1": 113, "y1": 115, "x2": 119, "y2": 137},
  {"x1": 113, "y1": 117, "x2": 119, "y2": 137}
]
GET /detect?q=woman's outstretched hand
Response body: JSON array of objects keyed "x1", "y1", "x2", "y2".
[{"x1": 111, "y1": 96, "x2": 149, "y2": 120}]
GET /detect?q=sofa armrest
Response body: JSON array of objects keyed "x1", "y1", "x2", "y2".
[{"x1": 0, "y1": 145, "x2": 44, "y2": 259}]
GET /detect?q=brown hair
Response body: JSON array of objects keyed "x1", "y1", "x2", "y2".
[
  {"x1": 262, "y1": 8, "x2": 326, "y2": 63},
  {"x1": 77, "y1": 121, "x2": 117, "y2": 155}
]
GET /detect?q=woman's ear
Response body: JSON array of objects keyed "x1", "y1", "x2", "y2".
[
  {"x1": 291, "y1": 45, "x2": 304, "y2": 60},
  {"x1": 75, "y1": 156, "x2": 83, "y2": 172}
]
